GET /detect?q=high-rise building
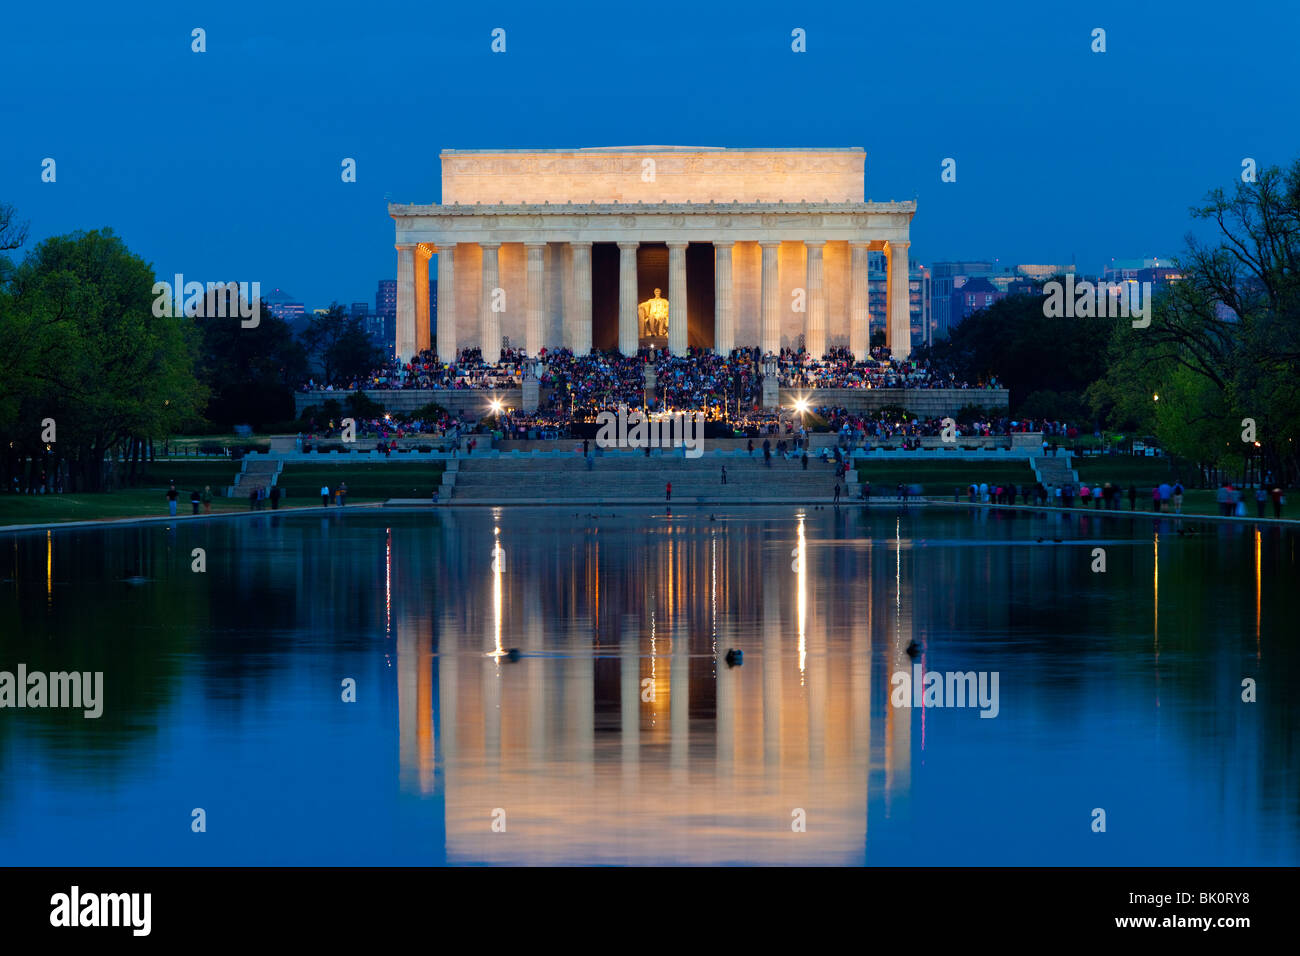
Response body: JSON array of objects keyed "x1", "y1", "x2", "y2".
[{"x1": 375, "y1": 279, "x2": 397, "y2": 346}]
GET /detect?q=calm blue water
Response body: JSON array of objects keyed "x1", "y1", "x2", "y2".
[{"x1": 0, "y1": 506, "x2": 1295, "y2": 865}]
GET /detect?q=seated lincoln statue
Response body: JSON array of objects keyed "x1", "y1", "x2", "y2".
[{"x1": 638, "y1": 288, "x2": 669, "y2": 337}]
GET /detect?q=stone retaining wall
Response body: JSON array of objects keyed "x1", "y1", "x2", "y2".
[{"x1": 295, "y1": 387, "x2": 1007, "y2": 419}]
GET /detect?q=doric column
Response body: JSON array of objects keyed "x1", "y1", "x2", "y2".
[
  {"x1": 804, "y1": 240, "x2": 826, "y2": 358},
  {"x1": 849, "y1": 240, "x2": 870, "y2": 360},
  {"x1": 713, "y1": 241, "x2": 735, "y2": 355},
  {"x1": 759, "y1": 240, "x2": 781, "y2": 355},
  {"x1": 667, "y1": 241, "x2": 688, "y2": 356},
  {"x1": 886, "y1": 239, "x2": 911, "y2": 360},
  {"x1": 618, "y1": 241, "x2": 639, "y2": 356},
  {"x1": 415, "y1": 244, "x2": 432, "y2": 355},
  {"x1": 525, "y1": 242, "x2": 545, "y2": 358},
  {"x1": 395, "y1": 242, "x2": 416, "y2": 362},
  {"x1": 480, "y1": 241, "x2": 501, "y2": 364},
  {"x1": 571, "y1": 242, "x2": 592, "y2": 355},
  {"x1": 435, "y1": 243, "x2": 456, "y2": 361}
]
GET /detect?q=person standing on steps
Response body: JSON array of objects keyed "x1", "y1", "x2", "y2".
[
  {"x1": 833, "y1": 483, "x2": 841, "y2": 504},
  {"x1": 666, "y1": 481, "x2": 672, "y2": 502}
]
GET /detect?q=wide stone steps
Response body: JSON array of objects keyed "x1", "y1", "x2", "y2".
[{"x1": 449, "y1": 461, "x2": 844, "y2": 500}]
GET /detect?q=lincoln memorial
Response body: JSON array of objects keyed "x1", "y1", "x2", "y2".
[{"x1": 389, "y1": 146, "x2": 917, "y2": 364}]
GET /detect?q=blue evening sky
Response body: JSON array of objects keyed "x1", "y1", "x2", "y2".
[{"x1": 3, "y1": 0, "x2": 1297, "y2": 309}]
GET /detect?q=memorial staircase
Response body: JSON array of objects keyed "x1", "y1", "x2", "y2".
[{"x1": 448, "y1": 452, "x2": 849, "y2": 504}]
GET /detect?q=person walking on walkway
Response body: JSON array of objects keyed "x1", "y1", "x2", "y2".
[
  {"x1": 1271, "y1": 486, "x2": 1284, "y2": 519},
  {"x1": 721, "y1": 466, "x2": 727, "y2": 485},
  {"x1": 270, "y1": 485, "x2": 281, "y2": 510},
  {"x1": 202, "y1": 485, "x2": 212, "y2": 514},
  {"x1": 166, "y1": 482, "x2": 178, "y2": 516},
  {"x1": 834, "y1": 483, "x2": 842, "y2": 504},
  {"x1": 321, "y1": 484, "x2": 330, "y2": 507},
  {"x1": 666, "y1": 481, "x2": 672, "y2": 502},
  {"x1": 339, "y1": 482, "x2": 348, "y2": 506},
  {"x1": 1173, "y1": 480, "x2": 1184, "y2": 514},
  {"x1": 1256, "y1": 486, "x2": 1267, "y2": 518},
  {"x1": 190, "y1": 489, "x2": 201, "y2": 515}
]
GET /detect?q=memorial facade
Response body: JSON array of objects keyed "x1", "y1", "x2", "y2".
[{"x1": 389, "y1": 147, "x2": 917, "y2": 364}]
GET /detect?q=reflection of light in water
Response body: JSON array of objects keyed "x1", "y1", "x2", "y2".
[
  {"x1": 46, "y1": 530, "x2": 52, "y2": 606},
  {"x1": 492, "y1": 526, "x2": 504, "y2": 662},
  {"x1": 1255, "y1": 527, "x2": 1262, "y2": 658},
  {"x1": 1153, "y1": 532, "x2": 1159, "y2": 653},
  {"x1": 895, "y1": 516, "x2": 901, "y2": 638},
  {"x1": 710, "y1": 532, "x2": 717, "y2": 658},
  {"x1": 385, "y1": 528, "x2": 391, "y2": 638},
  {"x1": 797, "y1": 515, "x2": 806, "y2": 679}
]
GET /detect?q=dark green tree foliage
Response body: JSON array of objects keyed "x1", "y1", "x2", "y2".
[
  {"x1": 196, "y1": 300, "x2": 307, "y2": 428},
  {"x1": 0, "y1": 228, "x2": 203, "y2": 491},
  {"x1": 1090, "y1": 160, "x2": 1300, "y2": 483},
  {"x1": 300, "y1": 304, "x2": 381, "y2": 388},
  {"x1": 916, "y1": 293, "x2": 1116, "y2": 418}
]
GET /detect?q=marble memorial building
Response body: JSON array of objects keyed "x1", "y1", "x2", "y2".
[{"x1": 389, "y1": 147, "x2": 916, "y2": 364}]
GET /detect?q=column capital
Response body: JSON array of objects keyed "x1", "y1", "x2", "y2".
[
  {"x1": 569, "y1": 240, "x2": 593, "y2": 250},
  {"x1": 666, "y1": 240, "x2": 689, "y2": 250},
  {"x1": 758, "y1": 239, "x2": 782, "y2": 248},
  {"x1": 436, "y1": 241, "x2": 457, "y2": 253},
  {"x1": 523, "y1": 240, "x2": 547, "y2": 250},
  {"x1": 804, "y1": 239, "x2": 827, "y2": 248},
  {"x1": 395, "y1": 242, "x2": 416, "y2": 252},
  {"x1": 713, "y1": 239, "x2": 736, "y2": 249},
  {"x1": 617, "y1": 240, "x2": 640, "y2": 250},
  {"x1": 886, "y1": 239, "x2": 911, "y2": 252},
  {"x1": 416, "y1": 243, "x2": 433, "y2": 260},
  {"x1": 848, "y1": 240, "x2": 870, "y2": 249},
  {"x1": 479, "y1": 241, "x2": 502, "y2": 251}
]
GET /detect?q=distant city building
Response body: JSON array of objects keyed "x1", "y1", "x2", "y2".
[
  {"x1": 1103, "y1": 257, "x2": 1182, "y2": 289},
  {"x1": 949, "y1": 276, "x2": 1006, "y2": 325},
  {"x1": 858, "y1": 252, "x2": 929, "y2": 352},
  {"x1": 927, "y1": 261, "x2": 1076, "y2": 338},
  {"x1": 375, "y1": 279, "x2": 397, "y2": 352},
  {"x1": 264, "y1": 287, "x2": 306, "y2": 324},
  {"x1": 351, "y1": 302, "x2": 369, "y2": 320}
]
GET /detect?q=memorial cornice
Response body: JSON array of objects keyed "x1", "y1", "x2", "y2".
[{"x1": 389, "y1": 200, "x2": 915, "y2": 244}]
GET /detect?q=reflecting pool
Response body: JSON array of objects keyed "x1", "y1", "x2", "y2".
[{"x1": 1, "y1": 506, "x2": 1296, "y2": 865}]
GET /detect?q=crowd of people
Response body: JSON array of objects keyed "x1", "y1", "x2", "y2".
[
  {"x1": 299, "y1": 345, "x2": 982, "y2": 414},
  {"x1": 773, "y1": 346, "x2": 998, "y2": 390}
]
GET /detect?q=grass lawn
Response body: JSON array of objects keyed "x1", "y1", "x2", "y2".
[
  {"x1": 856, "y1": 461, "x2": 1037, "y2": 496},
  {"x1": 276, "y1": 462, "x2": 445, "y2": 501},
  {"x1": 1074, "y1": 456, "x2": 1187, "y2": 486}
]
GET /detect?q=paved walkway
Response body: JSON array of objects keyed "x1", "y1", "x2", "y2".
[{"x1": 0, "y1": 503, "x2": 382, "y2": 534}]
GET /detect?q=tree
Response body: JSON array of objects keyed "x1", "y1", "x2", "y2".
[
  {"x1": 300, "y1": 304, "x2": 381, "y2": 387},
  {"x1": 0, "y1": 229, "x2": 204, "y2": 490},
  {"x1": 1091, "y1": 159, "x2": 1300, "y2": 483},
  {"x1": 196, "y1": 298, "x2": 307, "y2": 428}
]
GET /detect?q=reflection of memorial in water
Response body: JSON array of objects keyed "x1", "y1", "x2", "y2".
[{"x1": 393, "y1": 510, "x2": 915, "y2": 864}]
